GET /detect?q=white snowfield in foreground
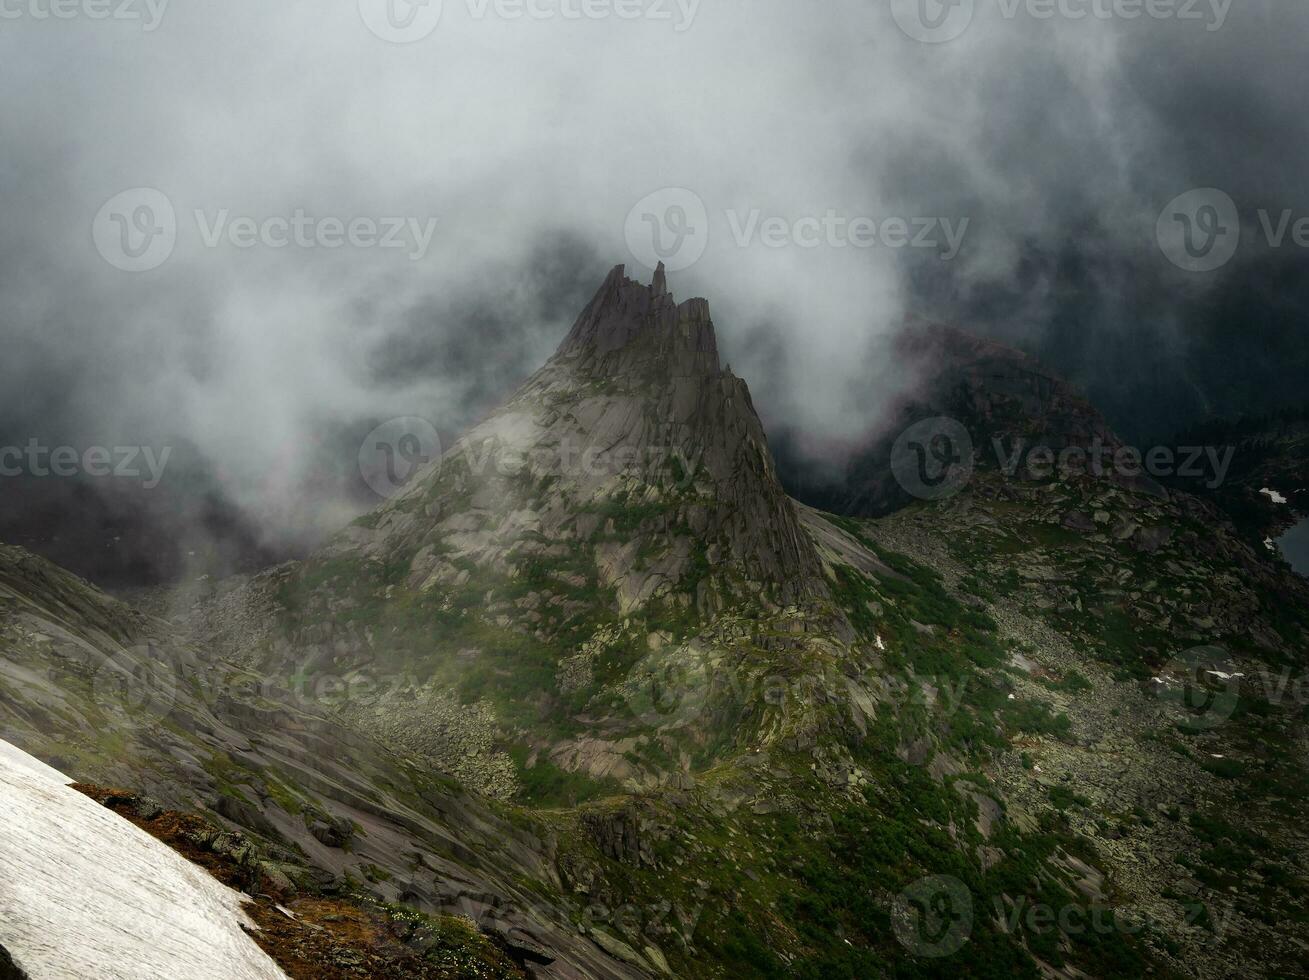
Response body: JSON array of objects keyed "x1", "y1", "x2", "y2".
[{"x1": 0, "y1": 738, "x2": 286, "y2": 980}]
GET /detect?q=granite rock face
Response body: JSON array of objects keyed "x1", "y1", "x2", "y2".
[{"x1": 344, "y1": 262, "x2": 827, "y2": 613}]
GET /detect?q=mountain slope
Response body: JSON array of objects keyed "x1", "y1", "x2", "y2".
[
  {"x1": 0, "y1": 543, "x2": 643, "y2": 979},
  {"x1": 5, "y1": 268, "x2": 1309, "y2": 979},
  {"x1": 847, "y1": 460, "x2": 1309, "y2": 977}
]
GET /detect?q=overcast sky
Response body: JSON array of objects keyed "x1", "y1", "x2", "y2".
[{"x1": 1, "y1": 0, "x2": 1306, "y2": 581}]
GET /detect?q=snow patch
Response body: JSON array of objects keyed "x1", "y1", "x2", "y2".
[
  {"x1": 0, "y1": 739, "x2": 287, "y2": 980},
  {"x1": 1260, "y1": 488, "x2": 1288, "y2": 505},
  {"x1": 0, "y1": 739, "x2": 71, "y2": 785}
]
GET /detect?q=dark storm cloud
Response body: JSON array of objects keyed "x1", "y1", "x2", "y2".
[
  {"x1": 0, "y1": 0, "x2": 1305, "y2": 582},
  {"x1": 880, "y1": 2, "x2": 1309, "y2": 442}
]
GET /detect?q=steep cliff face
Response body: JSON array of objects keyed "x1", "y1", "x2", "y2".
[{"x1": 532, "y1": 263, "x2": 822, "y2": 601}]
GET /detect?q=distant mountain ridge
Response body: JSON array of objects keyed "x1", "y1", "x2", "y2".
[{"x1": 785, "y1": 317, "x2": 1137, "y2": 516}]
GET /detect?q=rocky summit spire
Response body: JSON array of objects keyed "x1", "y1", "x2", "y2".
[
  {"x1": 352, "y1": 261, "x2": 829, "y2": 613},
  {"x1": 652, "y1": 261, "x2": 668, "y2": 296},
  {"x1": 552, "y1": 264, "x2": 719, "y2": 378}
]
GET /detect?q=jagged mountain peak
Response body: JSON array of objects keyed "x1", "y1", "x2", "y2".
[
  {"x1": 269, "y1": 263, "x2": 837, "y2": 792},
  {"x1": 327, "y1": 262, "x2": 829, "y2": 618},
  {"x1": 551, "y1": 263, "x2": 719, "y2": 379}
]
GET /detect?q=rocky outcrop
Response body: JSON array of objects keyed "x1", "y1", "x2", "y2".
[
  {"x1": 895, "y1": 320, "x2": 1121, "y2": 453},
  {"x1": 581, "y1": 806, "x2": 658, "y2": 869},
  {"x1": 825, "y1": 319, "x2": 1145, "y2": 516},
  {"x1": 550, "y1": 262, "x2": 720, "y2": 379}
]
